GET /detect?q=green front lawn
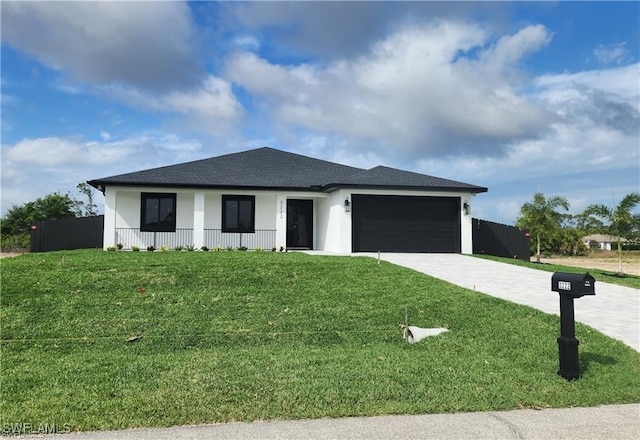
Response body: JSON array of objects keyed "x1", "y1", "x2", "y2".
[
  {"x1": 473, "y1": 254, "x2": 640, "y2": 289},
  {"x1": 1, "y1": 250, "x2": 639, "y2": 432}
]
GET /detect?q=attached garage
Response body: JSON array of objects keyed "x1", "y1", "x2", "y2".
[{"x1": 352, "y1": 194, "x2": 461, "y2": 253}]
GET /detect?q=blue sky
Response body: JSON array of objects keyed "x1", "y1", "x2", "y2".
[{"x1": 2, "y1": 1, "x2": 639, "y2": 224}]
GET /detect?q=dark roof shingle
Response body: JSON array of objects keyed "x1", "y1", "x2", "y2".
[{"x1": 88, "y1": 147, "x2": 487, "y2": 193}]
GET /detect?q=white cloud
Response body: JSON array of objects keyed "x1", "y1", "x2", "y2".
[
  {"x1": 535, "y1": 63, "x2": 639, "y2": 101},
  {"x1": 102, "y1": 75, "x2": 244, "y2": 136},
  {"x1": 3, "y1": 137, "x2": 127, "y2": 167},
  {"x1": 227, "y1": 1, "x2": 493, "y2": 58},
  {"x1": 226, "y1": 22, "x2": 554, "y2": 158},
  {"x1": 165, "y1": 76, "x2": 244, "y2": 124},
  {"x1": 233, "y1": 35, "x2": 260, "y2": 50},
  {"x1": 593, "y1": 42, "x2": 629, "y2": 65},
  {"x1": 1, "y1": 134, "x2": 204, "y2": 214},
  {"x1": 1, "y1": 1, "x2": 201, "y2": 91}
]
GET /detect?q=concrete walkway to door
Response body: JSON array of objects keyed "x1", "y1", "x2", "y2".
[{"x1": 359, "y1": 253, "x2": 639, "y2": 352}]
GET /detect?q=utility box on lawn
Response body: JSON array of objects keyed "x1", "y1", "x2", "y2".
[{"x1": 551, "y1": 272, "x2": 596, "y2": 381}]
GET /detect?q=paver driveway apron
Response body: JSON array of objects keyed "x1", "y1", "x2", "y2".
[{"x1": 362, "y1": 253, "x2": 640, "y2": 352}]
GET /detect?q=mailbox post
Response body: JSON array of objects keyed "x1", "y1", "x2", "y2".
[{"x1": 551, "y1": 272, "x2": 596, "y2": 381}]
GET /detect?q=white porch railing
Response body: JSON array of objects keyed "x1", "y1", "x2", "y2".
[
  {"x1": 115, "y1": 228, "x2": 194, "y2": 249},
  {"x1": 114, "y1": 228, "x2": 277, "y2": 250},
  {"x1": 204, "y1": 229, "x2": 277, "y2": 250}
]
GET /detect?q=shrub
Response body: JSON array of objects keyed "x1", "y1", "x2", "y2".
[
  {"x1": 271, "y1": 246, "x2": 277, "y2": 252},
  {"x1": 237, "y1": 246, "x2": 248, "y2": 251},
  {"x1": 213, "y1": 246, "x2": 222, "y2": 252},
  {"x1": 174, "y1": 245, "x2": 184, "y2": 252},
  {"x1": 131, "y1": 246, "x2": 140, "y2": 252},
  {"x1": 226, "y1": 246, "x2": 234, "y2": 251},
  {"x1": 1, "y1": 233, "x2": 30, "y2": 252},
  {"x1": 186, "y1": 245, "x2": 196, "y2": 251},
  {"x1": 200, "y1": 246, "x2": 209, "y2": 252},
  {"x1": 254, "y1": 246, "x2": 263, "y2": 252},
  {"x1": 107, "y1": 246, "x2": 116, "y2": 252},
  {"x1": 116, "y1": 243, "x2": 124, "y2": 250},
  {"x1": 161, "y1": 245, "x2": 170, "y2": 252},
  {"x1": 146, "y1": 246, "x2": 155, "y2": 252}
]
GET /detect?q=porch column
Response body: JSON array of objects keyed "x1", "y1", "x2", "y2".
[
  {"x1": 103, "y1": 187, "x2": 117, "y2": 250},
  {"x1": 193, "y1": 191, "x2": 205, "y2": 249}
]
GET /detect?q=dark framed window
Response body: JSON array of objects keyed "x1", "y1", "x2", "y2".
[
  {"x1": 141, "y1": 193, "x2": 176, "y2": 232},
  {"x1": 222, "y1": 195, "x2": 255, "y2": 233}
]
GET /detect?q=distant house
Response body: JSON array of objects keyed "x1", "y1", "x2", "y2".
[
  {"x1": 88, "y1": 147, "x2": 487, "y2": 253},
  {"x1": 582, "y1": 234, "x2": 628, "y2": 251}
]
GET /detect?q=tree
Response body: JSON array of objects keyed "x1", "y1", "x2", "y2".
[
  {"x1": 516, "y1": 192, "x2": 570, "y2": 263},
  {"x1": 71, "y1": 182, "x2": 98, "y2": 217},
  {"x1": 582, "y1": 192, "x2": 640, "y2": 275},
  {"x1": 1, "y1": 192, "x2": 76, "y2": 237}
]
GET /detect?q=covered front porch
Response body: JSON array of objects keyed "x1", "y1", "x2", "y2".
[{"x1": 102, "y1": 186, "x2": 352, "y2": 252}]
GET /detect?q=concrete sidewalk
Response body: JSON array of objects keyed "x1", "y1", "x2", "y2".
[{"x1": 365, "y1": 253, "x2": 639, "y2": 352}]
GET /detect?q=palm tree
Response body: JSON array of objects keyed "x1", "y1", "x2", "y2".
[
  {"x1": 516, "y1": 192, "x2": 570, "y2": 263},
  {"x1": 583, "y1": 192, "x2": 640, "y2": 275}
]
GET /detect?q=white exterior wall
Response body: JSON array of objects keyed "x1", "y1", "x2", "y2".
[
  {"x1": 317, "y1": 190, "x2": 352, "y2": 253},
  {"x1": 275, "y1": 194, "x2": 287, "y2": 249},
  {"x1": 255, "y1": 194, "x2": 277, "y2": 229},
  {"x1": 204, "y1": 193, "x2": 221, "y2": 229},
  {"x1": 460, "y1": 195, "x2": 474, "y2": 254},
  {"x1": 102, "y1": 185, "x2": 476, "y2": 253},
  {"x1": 176, "y1": 193, "x2": 194, "y2": 229},
  {"x1": 103, "y1": 187, "x2": 117, "y2": 248},
  {"x1": 114, "y1": 191, "x2": 140, "y2": 228}
]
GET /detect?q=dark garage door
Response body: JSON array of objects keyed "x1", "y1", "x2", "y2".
[{"x1": 352, "y1": 195, "x2": 461, "y2": 253}]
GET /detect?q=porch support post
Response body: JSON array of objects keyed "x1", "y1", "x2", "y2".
[
  {"x1": 103, "y1": 187, "x2": 117, "y2": 250},
  {"x1": 193, "y1": 191, "x2": 205, "y2": 249}
]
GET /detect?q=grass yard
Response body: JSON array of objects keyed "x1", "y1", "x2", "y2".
[
  {"x1": 473, "y1": 254, "x2": 640, "y2": 289},
  {"x1": 1, "y1": 250, "x2": 639, "y2": 432}
]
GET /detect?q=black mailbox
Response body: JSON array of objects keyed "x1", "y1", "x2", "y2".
[
  {"x1": 551, "y1": 272, "x2": 595, "y2": 298},
  {"x1": 551, "y1": 272, "x2": 596, "y2": 381}
]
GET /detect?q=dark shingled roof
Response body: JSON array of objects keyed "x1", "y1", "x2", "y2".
[{"x1": 88, "y1": 147, "x2": 487, "y2": 193}]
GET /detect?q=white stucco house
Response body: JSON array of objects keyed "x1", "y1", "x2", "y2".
[
  {"x1": 582, "y1": 234, "x2": 628, "y2": 251},
  {"x1": 88, "y1": 147, "x2": 487, "y2": 253}
]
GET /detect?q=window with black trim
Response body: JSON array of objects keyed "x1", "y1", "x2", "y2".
[
  {"x1": 222, "y1": 195, "x2": 255, "y2": 233},
  {"x1": 141, "y1": 193, "x2": 176, "y2": 232}
]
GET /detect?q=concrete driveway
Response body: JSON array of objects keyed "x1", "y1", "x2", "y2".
[{"x1": 363, "y1": 253, "x2": 639, "y2": 352}]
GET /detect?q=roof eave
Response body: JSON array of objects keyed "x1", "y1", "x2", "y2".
[
  {"x1": 321, "y1": 183, "x2": 488, "y2": 194},
  {"x1": 86, "y1": 180, "x2": 327, "y2": 193}
]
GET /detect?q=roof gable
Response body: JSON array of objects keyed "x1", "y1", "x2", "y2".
[{"x1": 88, "y1": 147, "x2": 487, "y2": 193}]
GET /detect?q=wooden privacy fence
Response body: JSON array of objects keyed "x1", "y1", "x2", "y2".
[
  {"x1": 30, "y1": 216, "x2": 104, "y2": 252},
  {"x1": 472, "y1": 218, "x2": 530, "y2": 261}
]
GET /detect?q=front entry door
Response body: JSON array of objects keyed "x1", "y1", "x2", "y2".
[{"x1": 287, "y1": 199, "x2": 313, "y2": 249}]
